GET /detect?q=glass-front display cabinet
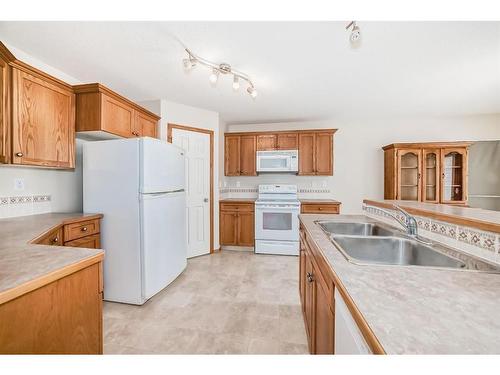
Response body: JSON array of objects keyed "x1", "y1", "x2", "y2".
[{"x1": 383, "y1": 142, "x2": 471, "y2": 205}]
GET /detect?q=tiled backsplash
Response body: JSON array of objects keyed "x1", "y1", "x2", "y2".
[
  {"x1": 219, "y1": 186, "x2": 332, "y2": 199},
  {"x1": 363, "y1": 204, "x2": 500, "y2": 265},
  {"x1": 0, "y1": 195, "x2": 52, "y2": 219}
]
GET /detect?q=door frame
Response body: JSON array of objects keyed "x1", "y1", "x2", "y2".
[{"x1": 167, "y1": 123, "x2": 215, "y2": 254}]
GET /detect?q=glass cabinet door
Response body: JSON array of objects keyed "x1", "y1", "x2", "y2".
[
  {"x1": 422, "y1": 149, "x2": 440, "y2": 203},
  {"x1": 397, "y1": 150, "x2": 422, "y2": 201},
  {"x1": 441, "y1": 148, "x2": 467, "y2": 203}
]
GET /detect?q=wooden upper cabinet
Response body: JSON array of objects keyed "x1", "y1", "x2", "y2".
[
  {"x1": 0, "y1": 50, "x2": 10, "y2": 164},
  {"x1": 315, "y1": 132, "x2": 333, "y2": 175},
  {"x1": 239, "y1": 135, "x2": 257, "y2": 176},
  {"x1": 298, "y1": 131, "x2": 334, "y2": 176},
  {"x1": 224, "y1": 135, "x2": 240, "y2": 176},
  {"x1": 12, "y1": 68, "x2": 75, "y2": 168},
  {"x1": 383, "y1": 142, "x2": 471, "y2": 205},
  {"x1": 134, "y1": 110, "x2": 157, "y2": 138},
  {"x1": 224, "y1": 129, "x2": 336, "y2": 176},
  {"x1": 74, "y1": 83, "x2": 160, "y2": 140},
  {"x1": 441, "y1": 148, "x2": 468, "y2": 205},
  {"x1": 298, "y1": 132, "x2": 315, "y2": 175},
  {"x1": 100, "y1": 93, "x2": 134, "y2": 138},
  {"x1": 257, "y1": 134, "x2": 277, "y2": 150},
  {"x1": 277, "y1": 133, "x2": 298, "y2": 150}
]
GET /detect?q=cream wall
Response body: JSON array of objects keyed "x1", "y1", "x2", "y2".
[
  {"x1": 0, "y1": 44, "x2": 84, "y2": 215},
  {"x1": 222, "y1": 114, "x2": 500, "y2": 214},
  {"x1": 140, "y1": 99, "x2": 222, "y2": 249}
]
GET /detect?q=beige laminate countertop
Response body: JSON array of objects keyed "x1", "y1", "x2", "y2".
[
  {"x1": 299, "y1": 199, "x2": 341, "y2": 204},
  {"x1": 219, "y1": 198, "x2": 257, "y2": 203},
  {"x1": 364, "y1": 199, "x2": 500, "y2": 233},
  {"x1": 299, "y1": 213, "x2": 500, "y2": 354},
  {"x1": 0, "y1": 213, "x2": 104, "y2": 304}
]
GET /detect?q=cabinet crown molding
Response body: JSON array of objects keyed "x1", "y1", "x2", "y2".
[
  {"x1": 382, "y1": 141, "x2": 473, "y2": 151},
  {"x1": 73, "y1": 83, "x2": 160, "y2": 120},
  {"x1": 225, "y1": 128, "x2": 337, "y2": 137}
]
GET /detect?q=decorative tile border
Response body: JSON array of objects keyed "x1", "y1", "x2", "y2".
[
  {"x1": 0, "y1": 195, "x2": 52, "y2": 219},
  {"x1": 219, "y1": 187, "x2": 331, "y2": 194},
  {"x1": 363, "y1": 204, "x2": 500, "y2": 264}
]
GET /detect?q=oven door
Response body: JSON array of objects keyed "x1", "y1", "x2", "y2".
[
  {"x1": 257, "y1": 154, "x2": 292, "y2": 172},
  {"x1": 255, "y1": 205, "x2": 300, "y2": 241}
]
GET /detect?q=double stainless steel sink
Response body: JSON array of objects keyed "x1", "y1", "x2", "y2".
[{"x1": 317, "y1": 221, "x2": 470, "y2": 270}]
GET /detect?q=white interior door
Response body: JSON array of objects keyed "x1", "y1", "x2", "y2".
[{"x1": 171, "y1": 128, "x2": 211, "y2": 258}]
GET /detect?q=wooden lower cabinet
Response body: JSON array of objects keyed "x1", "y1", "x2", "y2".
[
  {"x1": 301, "y1": 202, "x2": 341, "y2": 214},
  {"x1": 64, "y1": 234, "x2": 101, "y2": 249},
  {"x1": 300, "y1": 228, "x2": 335, "y2": 354},
  {"x1": 219, "y1": 202, "x2": 255, "y2": 247},
  {"x1": 0, "y1": 262, "x2": 103, "y2": 354}
]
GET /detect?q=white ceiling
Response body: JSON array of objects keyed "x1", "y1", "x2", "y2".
[{"x1": 0, "y1": 21, "x2": 499, "y2": 124}]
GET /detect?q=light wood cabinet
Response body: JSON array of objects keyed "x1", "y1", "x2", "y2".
[
  {"x1": 301, "y1": 201, "x2": 341, "y2": 214},
  {"x1": 224, "y1": 134, "x2": 257, "y2": 176},
  {"x1": 299, "y1": 228, "x2": 335, "y2": 354},
  {"x1": 257, "y1": 134, "x2": 277, "y2": 150},
  {"x1": 383, "y1": 142, "x2": 471, "y2": 205},
  {"x1": 224, "y1": 129, "x2": 336, "y2": 176},
  {"x1": 74, "y1": 83, "x2": 160, "y2": 139},
  {"x1": 0, "y1": 42, "x2": 76, "y2": 169},
  {"x1": 0, "y1": 262, "x2": 103, "y2": 354},
  {"x1": 277, "y1": 133, "x2": 298, "y2": 150},
  {"x1": 219, "y1": 202, "x2": 255, "y2": 247},
  {"x1": 32, "y1": 216, "x2": 102, "y2": 250},
  {"x1": 12, "y1": 68, "x2": 75, "y2": 168},
  {"x1": 299, "y1": 131, "x2": 334, "y2": 176}
]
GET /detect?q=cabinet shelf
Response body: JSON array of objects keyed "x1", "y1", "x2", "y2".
[
  {"x1": 400, "y1": 166, "x2": 418, "y2": 169},
  {"x1": 401, "y1": 184, "x2": 418, "y2": 187},
  {"x1": 444, "y1": 166, "x2": 462, "y2": 169}
]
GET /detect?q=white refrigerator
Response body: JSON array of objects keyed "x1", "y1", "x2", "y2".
[{"x1": 83, "y1": 137, "x2": 187, "y2": 305}]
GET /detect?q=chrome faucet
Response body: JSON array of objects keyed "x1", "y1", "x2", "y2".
[{"x1": 376, "y1": 205, "x2": 431, "y2": 244}]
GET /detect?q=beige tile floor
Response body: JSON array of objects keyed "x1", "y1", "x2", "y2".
[{"x1": 103, "y1": 250, "x2": 309, "y2": 354}]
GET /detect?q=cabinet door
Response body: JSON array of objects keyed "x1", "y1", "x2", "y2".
[
  {"x1": 315, "y1": 132, "x2": 333, "y2": 175},
  {"x1": 220, "y1": 211, "x2": 238, "y2": 245},
  {"x1": 239, "y1": 135, "x2": 256, "y2": 176},
  {"x1": 237, "y1": 212, "x2": 255, "y2": 246},
  {"x1": 304, "y1": 252, "x2": 315, "y2": 353},
  {"x1": 65, "y1": 234, "x2": 101, "y2": 249},
  {"x1": 257, "y1": 134, "x2": 277, "y2": 150},
  {"x1": 277, "y1": 133, "x2": 298, "y2": 150},
  {"x1": 298, "y1": 133, "x2": 315, "y2": 175},
  {"x1": 101, "y1": 93, "x2": 134, "y2": 138},
  {"x1": 12, "y1": 69, "x2": 75, "y2": 168},
  {"x1": 441, "y1": 148, "x2": 468, "y2": 204},
  {"x1": 0, "y1": 54, "x2": 9, "y2": 164},
  {"x1": 314, "y1": 275, "x2": 334, "y2": 354},
  {"x1": 135, "y1": 111, "x2": 157, "y2": 138},
  {"x1": 422, "y1": 149, "x2": 440, "y2": 203},
  {"x1": 225, "y1": 135, "x2": 240, "y2": 176},
  {"x1": 396, "y1": 149, "x2": 422, "y2": 201}
]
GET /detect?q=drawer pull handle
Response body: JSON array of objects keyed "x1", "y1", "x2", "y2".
[
  {"x1": 81, "y1": 227, "x2": 88, "y2": 232},
  {"x1": 16, "y1": 152, "x2": 23, "y2": 157},
  {"x1": 318, "y1": 207, "x2": 323, "y2": 210},
  {"x1": 306, "y1": 272, "x2": 314, "y2": 283},
  {"x1": 52, "y1": 237, "x2": 58, "y2": 243}
]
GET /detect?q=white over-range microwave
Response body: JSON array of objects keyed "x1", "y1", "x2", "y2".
[{"x1": 256, "y1": 150, "x2": 299, "y2": 173}]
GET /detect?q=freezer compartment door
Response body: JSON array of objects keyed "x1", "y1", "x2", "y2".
[
  {"x1": 140, "y1": 191, "x2": 187, "y2": 300},
  {"x1": 140, "y1": 137, "x2": 185, "y2": 194}
]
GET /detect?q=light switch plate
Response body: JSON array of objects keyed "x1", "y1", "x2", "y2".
[{"x1": 14, "y1": 178, "x2": 25, "y2": 191}]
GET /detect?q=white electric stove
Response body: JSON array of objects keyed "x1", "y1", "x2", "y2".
[{"x1": 255, "y1": 184, "x2": 301, "y2": 256}]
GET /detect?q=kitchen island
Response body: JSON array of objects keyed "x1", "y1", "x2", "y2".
[
  {"x1": 0, "y1": 213, "x2": 104, "y2": 354},
  {"x1": 299, "y1": 213, "x2": 500, "y2": 354}
]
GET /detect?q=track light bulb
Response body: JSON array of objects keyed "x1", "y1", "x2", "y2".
[
  {"x1": 247, "y1": 86, "x2": 258, "y2": 99},
  {"x1": 350, "y1": 25, "x2": 361, "y2": 43},
  {"x1": 183, "y1": 58, "x2": 196, "y2": 70},
  {"x1": 209, "y1": 69, "x2": 219, "y2": 84},
  {"x1": 232, "y1": 76, "x2": 240, "y2": 91}
]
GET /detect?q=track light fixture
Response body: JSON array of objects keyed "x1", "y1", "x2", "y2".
[
  {"x1": 182, "y1": 48, "x2": 257, "y2": 99},
  {"x1": 346, "y1": 21, "x2": 361, "y2": 45}
]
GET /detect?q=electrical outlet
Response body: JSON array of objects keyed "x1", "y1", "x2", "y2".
[{"x1": 14, "y1": 178, "x2": 25, "y2": 191}]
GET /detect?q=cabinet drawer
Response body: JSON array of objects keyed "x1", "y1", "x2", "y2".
[
  {"x1": 220, "y1": 203, "x2": 254, "y2": 212},
  {"x1": 36, "y1": 227, "x2": 63, "y2": 246},
  {"x1": 64, "y1": 234, "x2": 101, "y2": 249},
  {"x1": 301, "y1": 203, "x2": 340, "y2": 214},
  {"x1": 64, "y1": 219, "x2": 100, "y2": 242}
]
